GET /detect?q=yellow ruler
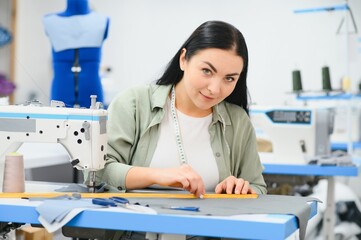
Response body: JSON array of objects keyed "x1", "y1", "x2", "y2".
[{"x1": 0, "y1": 192, "x2": 258, "y2": 199}]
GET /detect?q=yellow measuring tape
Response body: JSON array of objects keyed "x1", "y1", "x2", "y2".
[{"x1": 0, "y1": 192, "x2": 258, "y2": 199}]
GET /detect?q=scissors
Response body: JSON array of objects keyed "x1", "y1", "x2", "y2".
[
  {"x1": 93, "y1": 197, "x2": 199, "y2": 212},
  {"x1": 92, "y1": 197, "x2": 129, "y2": 207},
  {"x1": 92, "y1": 197, "x2": 146, "y2": 212},
  {"x1": 161, "y1": 206, "x2": 199, "y2": 212}
]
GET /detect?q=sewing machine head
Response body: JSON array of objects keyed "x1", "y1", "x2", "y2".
[
  {"x1": 249, "y1": 105, "x2": 334, "y2": 164},
  {"x1": 0, "y1": 97, "x2": 107, "y2": 192}
]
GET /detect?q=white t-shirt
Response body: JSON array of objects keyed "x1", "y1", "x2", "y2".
[{"x1": 150, "y1": 99, "x2": 219, "y2": 191}]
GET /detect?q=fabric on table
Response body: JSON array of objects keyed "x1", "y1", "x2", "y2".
[
  {"x1": 124, "y1": 194, "x2": 320, "y2": 240},
  {"x1": 54, "y1": 184, "x2": 90, "y2": 193},
  {"x1": 54, "y1": 183, "x2": 119, "y2": 193},
  {"x1": 36, "y1": 199, "x2": 97, "y2": 224},
  {"x1": 33, "y1": 193, "x2": 319, "y2": 239},
  {"x1": 34, "y1": 194, "x2": 154, "y2": 233}
]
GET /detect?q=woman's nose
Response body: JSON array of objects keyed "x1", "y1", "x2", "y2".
[{"x1": 207, "y1": 79, "x2": 221, "y2": 95}]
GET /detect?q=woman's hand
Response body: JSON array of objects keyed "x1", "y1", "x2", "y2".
[
  {"x1": 152, "y1": 164, "x2": 206, "y2": 198},
  {"x1": 215, "y1": 176, "x2": 256, "y2": 194}
]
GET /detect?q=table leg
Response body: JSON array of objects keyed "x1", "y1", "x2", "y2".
[
  {"x1": 323, "y1": 177, "x2": 335, "y2": 240},
  {"x1": 145, "y1": 233, "x2": 186, "y2": 240},
  {"x1": 159, "y1": 234, "x2": 186, "y2": 240}
]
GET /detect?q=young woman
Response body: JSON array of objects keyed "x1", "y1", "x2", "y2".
[{"x1": 96, "y1": 20, "x2": 267, "y2": 198}]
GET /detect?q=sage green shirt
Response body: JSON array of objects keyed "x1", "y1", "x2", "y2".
[{"x1": 96, "y1": 84, "x2": 267, "y2": 194}]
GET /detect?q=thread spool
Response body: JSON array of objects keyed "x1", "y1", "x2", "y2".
[
  {"x1": 292, "y1": 70, "x2": 303, "y2": 92},
  {"x1": 322, "y1": 66, "x2": 332, "y2": 91},
  {"x1": 0, "y1": 96, "x2": 9, "y2": 106},
  {"x1": 341, "y1": 76, "x2": 351, "y2": 92},
  {"x1": 2, "y1": 152, "x2": 25, "y2": 193}
]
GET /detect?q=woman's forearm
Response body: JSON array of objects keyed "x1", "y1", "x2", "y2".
[{"x1": 125, "y1": 166, "x2": 157, "y2": 189}]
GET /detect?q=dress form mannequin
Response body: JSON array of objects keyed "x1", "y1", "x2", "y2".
[{"x1": 43, "y1": 0, "x2": 109, "y2": 107}]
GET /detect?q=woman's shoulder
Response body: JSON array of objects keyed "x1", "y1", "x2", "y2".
[
  {"x1": 112, "y1": 84, "x2": 151, "y2": 101},
  {"x1": 117, "y1": 83, "x2": 164, "y2": 97},
  {"x1": 222, "y1": 101, "x2": 248, "y2": 119},
  {"x1": 220, "y1": 102, "x2": 255, "y2": 139},
  {"x1": 220, "y1": 101, "x2": 253, "y2": 128},
  {"x1": 110, "y1": 83, "x2": 169, "y2": 105}
]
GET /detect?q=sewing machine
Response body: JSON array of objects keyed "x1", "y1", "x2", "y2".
[
  {"x1": 0, "y1": 96, "x2": 107, "y2": 192},
  {"x1": 249, "y1": 105, "x2": 334, "y2": 164},
  {"x1": 331, "y1": 105, "x2": 361, "y2": 143}
]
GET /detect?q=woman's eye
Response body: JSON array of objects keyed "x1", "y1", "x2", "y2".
[
  {"x1": 226, "y1": 76, "x2": 235, "y2": 82},
  {"x1": 202, "y1": 68, "x2": 211, "y2": 75}
]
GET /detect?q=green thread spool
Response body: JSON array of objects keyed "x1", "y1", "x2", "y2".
[
  {"x1": 322, "y1": 66, "x2": 332, "y2": 91},
  {"x1": 292, "y1": 70, "x2": 303, "y2": 92}
]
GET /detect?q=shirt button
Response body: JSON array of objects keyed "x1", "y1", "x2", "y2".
[
  {"x1": 215, "y1": 152, "x2": 221, "y2": 157},
  {"x1": 117, "y1": 186, "x2": 123, "y2": 190}
]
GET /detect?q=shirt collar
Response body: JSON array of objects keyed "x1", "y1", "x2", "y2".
[
  {"x1": 213, "y1": 102, "x2": 231, "y2": 126},
  {"x1": 150, "y1": 84, "x2": 172, "y2": 110}
]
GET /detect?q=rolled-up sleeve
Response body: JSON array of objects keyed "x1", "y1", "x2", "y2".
[{"x1": 96, "y1": 89, "x2": 138, "y2": 190}]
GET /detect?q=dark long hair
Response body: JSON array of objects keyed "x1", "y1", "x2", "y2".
[{"x1": 156, "y1": 20, "x2": 249, "y2": 114}]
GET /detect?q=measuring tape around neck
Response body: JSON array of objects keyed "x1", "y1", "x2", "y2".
[{"x1": 170, "y1": 86, "x2": 187, "y2": 165}]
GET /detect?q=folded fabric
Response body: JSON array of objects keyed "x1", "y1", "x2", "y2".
[
  {"x1": 38, "y1": 207, "x2": 90, "y2": 233},
  {"x1": 35, "y1": 198, "x2": 104, "y2": 233},
  {"x1": 36, "y1": 199, "x2": 97, "y2": 224},
  {"x1": 34, "y1": 194, "x2": 155, "y2": 233}
]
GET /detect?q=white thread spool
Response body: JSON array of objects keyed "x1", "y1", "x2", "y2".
[
  {"x1": 0, "y1": 96, "x2": 9, "y2": 106},
  {"x1": 2, "y1": 152, "x2": 25, "y2": 193}
]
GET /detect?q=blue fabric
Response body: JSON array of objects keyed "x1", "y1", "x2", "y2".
[
  {"x1": 43, "y1": 12, "x2": 108, "y2": 52},
  {"x1": 36, "y1": 199, "x2": 95, "y2": 224}
]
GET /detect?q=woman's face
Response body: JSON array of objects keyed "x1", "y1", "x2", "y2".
[{"x1": 178, "y1": 48, "x2": 244, "y2": 116}]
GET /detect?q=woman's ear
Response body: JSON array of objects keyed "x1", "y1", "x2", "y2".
[{"x1": 179, "y1": 48, "x2": 187, "y2": 71}]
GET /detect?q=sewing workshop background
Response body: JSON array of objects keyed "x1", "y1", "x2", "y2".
[{"x1": 1, "y1": 0, "x2": 360, "y2": 106}]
